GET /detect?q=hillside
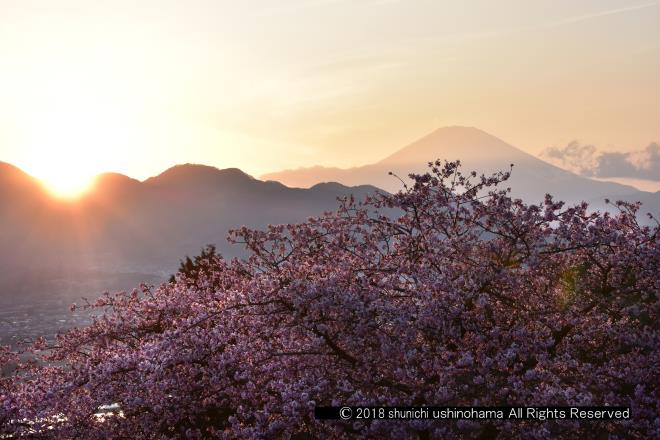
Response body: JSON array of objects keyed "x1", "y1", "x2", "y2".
[{"x1": 0, "y1": 163, "x2": 381, "y2": 299}]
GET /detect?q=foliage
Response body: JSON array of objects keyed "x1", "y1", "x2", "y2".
[
  {"x1": 169, "y1": 245, "x2": 222, "y2": 286},
  {"x1": 1, "y1": 161, "x2": 658, "y2": 439},
  {"x1": 0, "y1": 346, "x2": 19, "y2": 431}
]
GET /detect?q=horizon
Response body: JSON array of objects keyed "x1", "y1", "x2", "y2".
[
  {"x1": 3, "y1": 125, "x2": 659, "y2": 197},
  {"x1": 1, "y1": 1, "x2": 659, "y2": 196}
]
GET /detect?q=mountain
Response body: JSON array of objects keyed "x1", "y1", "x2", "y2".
[
  {"x1": 0, "y1": 163, "x2": 381, "y2": 300},
  {"x1": 262, "y1": 127, "x2": 659, "y2": 216}
]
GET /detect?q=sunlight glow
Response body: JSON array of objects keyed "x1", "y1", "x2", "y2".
[
  {"x1": 41, "y1": 177, "x2": 94, "y2": 199},
  {"x1": 38, "y1": 168, "x2": 96, "y2": 199},
  {"x1": 26, "y1": 104, "x2": 119, "y2": 198},
  {"x1": 15, "y1": 71, "x2": 144, "y2": 198}
]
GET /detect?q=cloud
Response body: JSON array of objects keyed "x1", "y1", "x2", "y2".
[
  {"x1": 542, "y1": 141, "x2": 599, "y2": 176},
  {"x1": 541, "y1": 142, "x2": 660, "y2": 181}
]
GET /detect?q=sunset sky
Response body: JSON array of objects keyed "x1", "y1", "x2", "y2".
[{"x1": 1, "y1": 0, "x2": 659, "y2": 195}]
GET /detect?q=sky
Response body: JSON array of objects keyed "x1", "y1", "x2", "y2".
[{"x1": 0, "y1": 0, "x2": 659, "y2": 194}]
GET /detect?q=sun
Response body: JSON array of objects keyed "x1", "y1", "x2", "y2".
[
  {"x1": 38, "y1": 168, "x2": 96, "y2": 199},
  {"x1": 27, "y1": 134, "x2": 99, "y2": 199},
  {"x1": 17, "y1": 80, "x2": 142, "y2": 199},
  {"x1": 24, "y1": 115, "x2": 105, "y2": 199}
]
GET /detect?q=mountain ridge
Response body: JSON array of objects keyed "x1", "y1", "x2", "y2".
[
  {"x1": 377, "y1": 126, "x2": 532, "y2": 165},
  {"x1": 0, "y1": 160, "x2": 383, "y2": 300},
  {"x1": 1, "y1": 127, "x2": 658, "y2": 302},
  {"x1": 261, "y1": 127, "x2": 656, "y2": 215},
  {"x1": 143, "y1": 164, "x2": 256, "y2": 188}
]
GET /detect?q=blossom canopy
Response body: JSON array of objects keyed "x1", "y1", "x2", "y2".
[{"x1": 1, "y1": 161, "x2": 658, "y2": 439}]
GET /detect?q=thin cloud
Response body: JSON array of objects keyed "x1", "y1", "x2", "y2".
[
  {"x1": 264, "y1": 0, "x2": 399, "y2": 13},
  {"x1": 553, "y1": 1, "x2": 660, "y2": 26}
]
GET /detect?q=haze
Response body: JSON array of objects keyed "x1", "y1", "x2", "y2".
[{"x1": 1, "y1": 0, "x2": 659, "y2": 192}]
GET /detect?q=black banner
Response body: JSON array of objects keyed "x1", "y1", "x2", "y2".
[{"x1": 315, "y1": 406, "x2": 630, "y2": 421}]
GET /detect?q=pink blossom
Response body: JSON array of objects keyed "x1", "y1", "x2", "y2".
[{"x1": 1, "y1": 161, "x2": 658, "y2": 438}]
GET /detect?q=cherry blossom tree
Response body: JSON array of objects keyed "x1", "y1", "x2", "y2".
[
  {"x1": 2, "y1": 161, "x2": 658, "y2": 438},
  {"x1": 1, "y1": 346, "x2": 19, "y2": 434}
]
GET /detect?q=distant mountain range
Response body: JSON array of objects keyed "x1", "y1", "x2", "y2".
[
  {"x1": 1, "y1": 126, "x2": 658, "y2": 300},
  {"x1": 263, "y1": 126, "x2": 660, "y2": 215},
  {"x1": 0, "y1": 162, "x2": 379, "y2": 299}
]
